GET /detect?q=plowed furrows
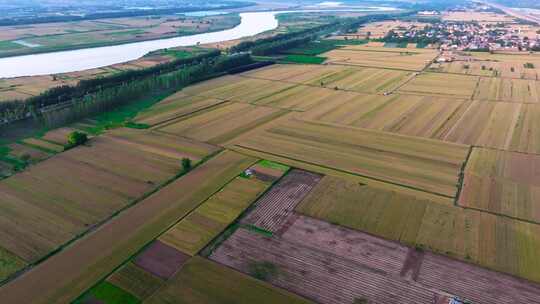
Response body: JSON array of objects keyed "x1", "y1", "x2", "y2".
[
  {"x1": 211, "y1": 230, "x2": 438, "y2": 304},
  {"x1": 418, "y1": 253, "x2": 540, "y2": 304},
  {"x1": 282, "y1": 216, "x2": 408, "y2": 276},
  {"x1": 242, "y1": 170, "x2": 322, "y2": 232}
]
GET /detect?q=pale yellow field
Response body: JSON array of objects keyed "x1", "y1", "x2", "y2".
[
  {"x1": 230, "y1": 117, "x2": 469, "y2": 197},
  {"x1": 398, "y1": 72, "x2": 479, "y2": 98},
  {"x1": 473, "y1": 77, "x2": 540, "y2": 103},
  {"x1": 323, "y1": 45, "x2": 438, "y2": 71},
  {"x1": 302, "y1": 93, "x2": 469, "y2": 138},
  {"x1": 431, "y1": 52, "x2": 540, "y2": 79},
  {"x1": 459, "y1": 147, "x2": 540, "y2": 224},
  {"x1": 156, "y1": 103, "x2": 288, "y2": 145}
]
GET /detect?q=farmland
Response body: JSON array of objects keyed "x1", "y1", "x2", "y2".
[
  {"x1": 0, "y1": 14, "x2": 240, "y2": 58},
  {"x1": 322, "y1": 45, "x2": 438, "y2": 71},
  {"x1": 296, "y1": 175, "x2": 540, "y2": 284},
  {"x1": 459, "y1": 147, "x2": 540, "y2": 223},
  {"x1": 2, "y1": 10, "x2": 540, "y2": 302},
  {"x1": 158, "y1": 176, "x2": 270, "y2": 255},
  {"x1": 146, "y1": 257, "x2": 315, "y2": 304},
  {"x1": 0, "y1": 128, "x2": 218, "y2": 280},
  {"x1": 397, "y1": 72, "x2": 479, "y2": 98},
  {"x1": 230, "y1": 117, "x2": 470, "y2": 197}
]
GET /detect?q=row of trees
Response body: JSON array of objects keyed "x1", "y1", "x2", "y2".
[
  {"x1": 1, "y1": 53, "x2": 253, "y2": 129},
  {"x1": 0, "y1": 50, "x2": 225, "y2": 126},
  {"x1": 39, "y1": 53, "x2": 253, "y2": 128},
  {"x1": 230, "y1": 12, "x2": 413, "y2": 56}
]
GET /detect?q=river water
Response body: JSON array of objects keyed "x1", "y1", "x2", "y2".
[{"x1": 0, "y1": 8, "x2": 395, "y2": 78}]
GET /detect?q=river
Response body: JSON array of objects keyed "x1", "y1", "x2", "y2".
[{"x1": 0, "y1": 8, "x2": 396, "y2": 78}]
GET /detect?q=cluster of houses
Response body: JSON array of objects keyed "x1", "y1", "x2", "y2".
[{"x1": 386, "y1": 15, "x2": 540, "y2": 52}]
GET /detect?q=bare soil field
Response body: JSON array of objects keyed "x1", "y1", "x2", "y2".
[
  {"x1": 0, "y1": 150, "x2": 256, "y2": 303},
  {"x1": 212, "y1": 214, "x2": 540, "y2": 304},
  {"x1": 459, "y1": 147, "x2": 540, "y2": 223},
  {"x1": 242, "y1": 169, "x2": 321, "y2": 233},
  {"x1": 322, "y1": 45, "x2": 438, "y2": 71},
  {"x1": 133, "y1": 240, "x2": 190, "y2": 280},
  {"x1": 296, "y1": 175, "x2": 540, "y2": 284},
  {"x1": 230, "y1": 117, "x2": 469, "y2": 197}
]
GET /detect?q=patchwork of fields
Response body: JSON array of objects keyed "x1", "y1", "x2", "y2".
[{"x1": 2, "y1": 41, "x2": 540, "y2": 303}]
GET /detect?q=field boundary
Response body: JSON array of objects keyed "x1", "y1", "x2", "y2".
[
  {"x1": 71, "y1": 149, "x2": 260, "y2": 303},
  {"x1": 0, "y1": 145, "x2": 224, "y2": 288},
  {"x1": 231, "y1": 144, "x2": 457, "y2": 199}
]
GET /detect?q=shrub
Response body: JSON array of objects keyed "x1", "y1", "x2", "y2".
[
  {"x1": 67, "y1": 131, "x2": 88, "y2": 147},
  {"x1": 248, "y1": 261, "x2": 278, "y2": 281}
]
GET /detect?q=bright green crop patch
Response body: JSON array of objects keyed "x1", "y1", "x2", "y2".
[
  {"x1": 258, "y1": 160, "x2": 290, "y2": 172},
  {"x1": 282, "y1": 55, "x2": 326, "y2": 64},
  {"x1": 0, "y1": 246, "x2": 27, "y2": 282},
  {"x1": 74, "y1": 281, "x2": 140, "y2": 304}
]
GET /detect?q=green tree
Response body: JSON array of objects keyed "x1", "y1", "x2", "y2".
[
  {"x1": 181, "y1": 157, "x2": 192, "y2": 172},
  {"x1": 67, "y1": 131, "x2": 88, "y2": 147}
]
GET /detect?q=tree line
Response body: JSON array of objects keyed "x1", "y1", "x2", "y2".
[
  {"x1": 230, "y1": 12, "x2": 413, "y2": 56},
  {"x1": 1, "y1": 52, "x2": 253, "y2": 129}
]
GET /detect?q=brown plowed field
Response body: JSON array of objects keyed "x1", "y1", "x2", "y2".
[
  {"x1": 212, "y1": 215, "x2": 540, "y2": 304},
  {"x1": 242, "y1": 169, "x2": 321, "y2": 232}
]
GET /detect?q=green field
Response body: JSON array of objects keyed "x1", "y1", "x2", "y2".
[{"x1": 281, "y1": 55, "x2": 327, "y2": 64}]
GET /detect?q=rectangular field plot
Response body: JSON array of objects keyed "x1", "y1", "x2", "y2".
[
  {"x1": 159, "y1": 176, "x2": 270, "y2": 255},
  {"x1": 106, "y1": 262, "x2": 164, "y2": 301},
  {"x1": 432, "y1": 52, "x2": 540, "y2": 79},
  {"x1": 241, "y1": 63, "x2": 328, "y2": 81},
  {"x1": 302, "y1": 93, "x2": 469, "y2": 138},
  {"x1": 156, "y1": 103, "x2": 288, "y2": 145},
  {"x1": 134, "y1": 92, "x2": 226, "y2": 126},
  {"x1": 442, "y1": 102, "x2": 540, "y2": 153},
  {"x1": 473, "y1": 77, "x2": 540, "y2": 103},
  {"x1": 145, "y1": 257, "x2": 314, "y2": 304},
  {"x1": 459, "y1": 148, "x2": 540, "y2": 223},
  {"x1": 231, "y1": 119, "x2": 469, "y2": 197},
  {"x1": 397, "y1": 72, "x2": 479, "y2": 98},
  {"x1": 0, "y1": 129, "x2": 217, "y2": 267},
  {"x1": 242, "y1": 169, "x2": 322, "y2": 233},
  {"x1": 296, "y1": 175, "x2": 540, "y2": 284},
  {"x1": 243, "y1": 64, "x2": 411, "y2": 94},
  {"x1": 322, "y1": 45, "x2": 438, "y2": 71},
  {"x1": 250, "y1": 85, "x2": 359, "y2": 111},
  {"x1": 181, "y1": 75, "x2": 295, "y2": 103},
  {"x1": 212, "y1": 215, "x2": 540, "y2": 304}
]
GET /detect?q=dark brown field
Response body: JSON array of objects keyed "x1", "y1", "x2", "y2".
[{"x1": 133, "y1": 240, "x2": 189, "y2": 279}]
